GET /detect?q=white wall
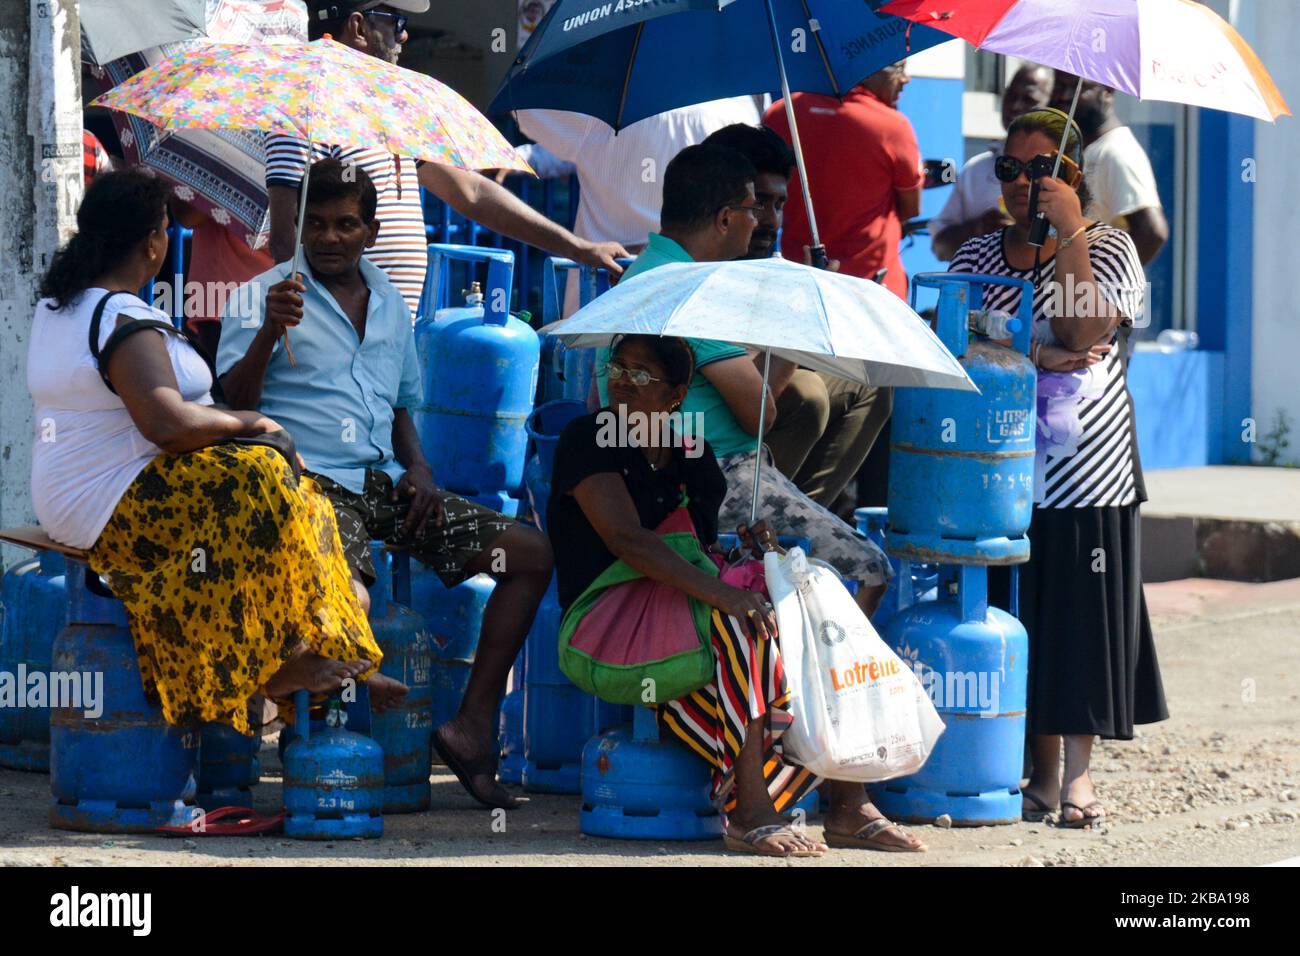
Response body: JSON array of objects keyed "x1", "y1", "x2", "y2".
[{"x1": 1246, "y1": 4, "x2": 1300, "y2": 463}]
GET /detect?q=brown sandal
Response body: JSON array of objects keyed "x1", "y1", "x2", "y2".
[
  {"x1": 824, "y1": 817, "x2": 928, "y2": 852},
  {"x1": 723, "y1": 824, "x2": 824, "y2": 857}
]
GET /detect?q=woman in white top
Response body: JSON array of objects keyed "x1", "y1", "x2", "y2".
[{"x1": 28, "y1": 169, "x2": 403, "y2": 734}]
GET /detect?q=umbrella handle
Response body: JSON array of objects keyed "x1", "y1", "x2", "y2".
[{"x1": 283, "y1": 149, "x2": 316, "y2": 370}]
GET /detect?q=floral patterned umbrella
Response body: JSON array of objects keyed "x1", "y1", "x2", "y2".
[{"x1": 93, "y1": 37, "x2": 531, "y2": 171}]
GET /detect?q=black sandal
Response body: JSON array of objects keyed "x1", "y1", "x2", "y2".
[
  {"x1": 1021, "y1": 790, "x2": 1054, "y2": 822},
  {"x1": 1059, "y1": 800, "x2": 1106, "y2": 828},
  {"x1": 433, "y1": 725, "x2": 525, "y2": 811}
]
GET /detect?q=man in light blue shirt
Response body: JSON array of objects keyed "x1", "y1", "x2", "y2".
[{"x1": 219, "y1": 160, "x2": 552, "y2": 811}]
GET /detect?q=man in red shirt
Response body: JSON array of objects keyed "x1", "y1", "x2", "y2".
[{"x1": 764, "y1": 63, "x2": 923, "y2": 299}]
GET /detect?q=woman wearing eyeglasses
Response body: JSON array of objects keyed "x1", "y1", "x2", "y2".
[
  {"x1": 948, "y1": 108, "x2": 1168, "y2": 829},
  {"x1": 547, "y1": 334, "x2": 926, "y2": 856}
]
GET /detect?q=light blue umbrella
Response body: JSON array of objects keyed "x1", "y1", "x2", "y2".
[{"x1": 541, "y1": 257, "x2": 975, "y2": 520}]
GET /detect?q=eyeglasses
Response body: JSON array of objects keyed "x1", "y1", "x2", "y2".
[
  {"x1": 365, "y1": 9, "x2": 408, "y2": 35},
  {"x1": 606, "y1": 362, "x2": 663, "y2": 387},
  {"x1": 723, "y1": 202, "x2": 765, "y2": 220},
  {"x1": 994, "y1": 150, "x2": 1082, "y2": 187}
]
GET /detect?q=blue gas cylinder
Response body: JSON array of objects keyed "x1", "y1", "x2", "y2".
[
  {"x1": 523, "y1": 399, "x2": 588, "y2": 530},
  {"x1": 854, "y1": 508, "x2": 938, "y2": 631},
  {"x1": 497, "y1": 649, "x2": 525, "y2": 785},
  {"x1": 538, "y1": 335, "x2": 568, "y2": 406},
  {"x1": 580, "y1": 706, "x2": 721, "y2": 840},
  {"x1": 0, "y1": 550, "x2": 67, "y2": 771},
  {"x1": 283, "y1": 689, "x2": 384, "y2": 839},
  {"x1": 870, "y1": 565, "x2": 1028, "y2": 826},
  {"x1": 410, "y1": 566, "x2": 493, "y2": 732},
  {"x1": 414, "y1": 245, "x2": 539, "y2": 508},
  {"x1": 523, "y1": 577, "x2": 628, "y2": 793},
  {"x1": 196, "y1": 717, "x2": 260, "y2": 809},
  {"x1": 366, "y1": 545, "x2": 434, "y2": 814},
  {"x1": 49, "y1": 560, "x2": 198, "y2": 832},
  {"x1": 887, "y1": 274, "x2": 1037, "y2": 564}
]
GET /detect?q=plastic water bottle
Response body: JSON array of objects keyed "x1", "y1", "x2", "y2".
[
  {"x1": 1156, "y1": 329, "x2": 1199, "y2": 352},
  {"x1": 968, "y1": 308, "x2": 1022, "y2": 340}
]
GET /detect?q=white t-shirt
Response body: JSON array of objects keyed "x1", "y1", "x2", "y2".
[
  {"x1": 28, "y1": 290, "x2": 214, "y2": 549},
  {"x1": 1083, "y1": 126, "x2": 1163, "y2": 226},
  {"x1": 929, "y1": 148, "x2": 1003, "y2": 255},
  {"x1": 514, "y1": 96, "x2": 765, "y2": 250}
]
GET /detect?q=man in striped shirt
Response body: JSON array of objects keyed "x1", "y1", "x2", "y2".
[{"x1": 267, "y1": 1, "x2": 628, "y2": 317}]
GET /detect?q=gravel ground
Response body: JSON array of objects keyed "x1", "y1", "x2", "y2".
[{"x1": 1, "y1": 577, "x2": 1297, "y2": 867}]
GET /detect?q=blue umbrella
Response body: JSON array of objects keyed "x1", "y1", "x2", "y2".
[{"x1": 490, "y1": 0, "x2": 950, "y2": 264}]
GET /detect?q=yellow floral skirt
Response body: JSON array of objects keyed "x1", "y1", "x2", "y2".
[{"x1": 88, "y1": 444, "x2": 381, "y2": 734}]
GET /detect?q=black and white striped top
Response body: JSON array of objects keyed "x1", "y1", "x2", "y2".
[
  {"x1": 265, "y1": 136, "x2": 427, "y2": 318},
  {"x1": 950, "y1": 222, "x2": 1148, "y2": 509}
]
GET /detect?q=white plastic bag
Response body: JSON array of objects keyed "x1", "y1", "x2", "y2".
[{"x1": 766, "y1": 547, "x2": 945, "y2": 782}]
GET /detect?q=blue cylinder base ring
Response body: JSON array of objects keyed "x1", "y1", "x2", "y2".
[
  {"x1": 869, "y1": 785, "x2": 1023, "y2": 827},
  {"x1": 0, "y1": 743, "x2": 49, "y2": 773},
  {"x1": 522, "y1": 762, "x2": 581, "y2": 795},
  {"x1": 284, "y1": 813, "x2": 383, "y2": 840},
  {"x1": 382, "y1": 782, "x2": 432, "y2": 815},
  {"x1": 580, "y1": 805, "x2": 723, "y2": 841},
  {"x1": 49, "y1": 797, "x2": 196, "y2": 834}
]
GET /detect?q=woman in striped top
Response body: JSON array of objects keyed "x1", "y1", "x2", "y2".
[{"x1": 950, "y1": 108, "x2": 1167, "y2": 828}]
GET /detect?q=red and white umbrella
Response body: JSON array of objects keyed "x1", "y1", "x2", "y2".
[{"x1": 882, "y1": 0, "x2": 1289, "y2": 122}]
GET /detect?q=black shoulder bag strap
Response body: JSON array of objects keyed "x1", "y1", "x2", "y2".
[{"x1": 88, "y1": 291, "x2": 226, "y2": 403}]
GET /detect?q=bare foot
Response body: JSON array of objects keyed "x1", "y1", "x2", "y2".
[
  {"x1": 433, "y1": 716, "x2": 524, "y2": 810},
  {"x1": 264, "y1": 644, "x2": 370, "y2": 698},
  {"x1": 366, "y1": 672, "x2": 409, "y2": 713}
]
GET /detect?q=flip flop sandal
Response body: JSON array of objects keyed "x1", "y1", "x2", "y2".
[
  {"x1": 156, "y1": 806, "x2": 285, "y2": 836},
  {"x1": 723, "y1": 824, "x2": 823, "y2": 857},
  {"x1": 1059, "y1": 801, "x2": 1106, "y2": 829},
  {"x1": 433, "y1": 726, "x2": 526, "y2": 811},
  {"x1": 824, "y1": 817, "x2": 928, "y2": 852},
  {"x1": 1021, "y1": 790, "x2": 1055, "y2": 822}
]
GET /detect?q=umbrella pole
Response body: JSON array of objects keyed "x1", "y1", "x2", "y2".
[
  {"x1": 749, "y1": 349, "x2": 773, "y2": 527},
  {"x1": 282, "y1": 149, "x2": 314, "y2": 369},
  {"x1": 763, "y1": 0, "x2": 828, "y2": 270},
  {"x1": 1047, "y1": 82, "x2": 1083, "y2": 182}
]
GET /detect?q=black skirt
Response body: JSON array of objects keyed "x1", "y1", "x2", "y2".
[{"x1": 990, "y1": 503, "x2": 1168, "y2": 739}]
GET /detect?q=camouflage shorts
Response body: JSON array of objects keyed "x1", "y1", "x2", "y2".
[
  {"x1": 716, "y1": 447, "x2": 892, "y2": 587},
  {"x1": 308, "y1": 470, "x2": 515, "y2": 588}
]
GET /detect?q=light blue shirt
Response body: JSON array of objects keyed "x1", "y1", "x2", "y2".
[{"x1": 217, "y1": 255, "x2": 423, "y2": 494}]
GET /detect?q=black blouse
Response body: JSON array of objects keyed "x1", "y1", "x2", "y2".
[{"x1": 547, "y1": 411, "x2": 728, "y2": 611}]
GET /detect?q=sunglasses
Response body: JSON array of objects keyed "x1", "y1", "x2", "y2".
[
  {"x1": 365, "y1": 9, "x2": 408, "y2": 35},
  {"x1": 606, "y1": 362, "x2": 663, "y2": 388},
  {"x1": 994, "y1": 150, "x2": 1082, "y2": 187}
]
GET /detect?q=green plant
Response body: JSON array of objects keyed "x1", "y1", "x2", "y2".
[{"x1": 1257, "y1": 409, "x2": 1295, "y2": 467}]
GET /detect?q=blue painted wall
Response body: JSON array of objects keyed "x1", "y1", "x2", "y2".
[
  {"x1": 1126, "y1": 350, "x2": 1225, "y2": 470},
  {"x1": 899, "y1": 76, "x2": 964, "y2": 314},
  {"x1": 1196, "y1": 112, "x2": 1255, "y2": 464}
]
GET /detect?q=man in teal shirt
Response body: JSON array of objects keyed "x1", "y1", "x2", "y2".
[
  {"x1": 594, "y1": 143, "x2": 793, "y2": 460},
  {"x1": 594, "y1": 144, "x2": 892, "y2": 619},
  {"x1": 220, "y1": 160, "x2": 552, "y2": 812}
]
